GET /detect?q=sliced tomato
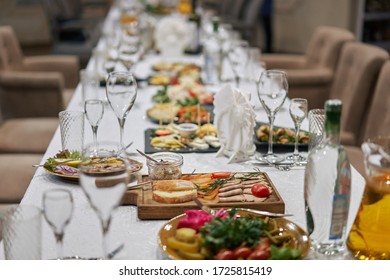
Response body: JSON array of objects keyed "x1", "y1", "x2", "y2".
[
  {"x1": 233, "y1": 246, "x2": 253, "y2": 259},
  {"x1": 188, "y1": 90, "x2": 197, "y2": 97},
  {"x1": 211, "y1": 172, "x2": 232, "y2": 179},
  {"x1": 215, "y1": 249, "x2": 235, "y2": 260},
  {"x1": 251, "y1": 183, "x2": 270, "y2": 198},
  {"x1": 155, "y1": 129, "x2": 172, "y2": 136},
  {"x1": 201, "y1": 95, "x2": 214, "y2": 104}
]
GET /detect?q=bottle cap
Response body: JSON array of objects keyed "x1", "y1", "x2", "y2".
[{"x1": 325, "y1": 99, "x2": 342, "y2": 112}]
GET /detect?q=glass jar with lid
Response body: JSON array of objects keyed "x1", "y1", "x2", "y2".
[{"x1": 147, "y1": 152, "x2": 183, "y2": 180}]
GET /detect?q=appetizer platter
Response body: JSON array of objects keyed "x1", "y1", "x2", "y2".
[
  {"x1": 144, "y1": 123, "x2": 220, "y2": 153},
  {"x1": 254, "y1": 122, "x2": 309, "y2": 153},
  {"x1": 151, "y1": 81, "x2": 214, "y2": 105},
  {"x1": 123, "y1": 171, "x2": 285, "y2": 220},
  {"x1": 42, "y1": 150, "x2": 143, "y2": 181},
  {"x1": 148, "y1": 62, "x2": 201, "y2": 86},
  {"x1": 158, "y1": 209, "x2": 310, "y2": 260},
  {"x1": 146, "y1": 103, "x2": 213, "y2": 125}
]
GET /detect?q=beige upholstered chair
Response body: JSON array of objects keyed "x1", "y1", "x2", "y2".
[
  {"x1": 329, "y1": 42, "x2": 389, "y2": 147},
  {"x1": 0, "y1": 25, "x2": 79, "y2": 118},
  {"x1": 0, "y1": 154, "x2": 42, "y2": 203},
  {"x1": 0, "y1": 118, "x2": 58, "y2": 153},
  {"x1": 0, "y1": 25, "x2": 76, "y2": 153},
  {"x1": 345, "y1": 60, "x2": 390, "y2": 176},
  {"x1": 0, "y1": 153, "x2": 43, "y2": 241},
  {"x1": 261, "y1": 26, "x2": 355, "y2": 109}
]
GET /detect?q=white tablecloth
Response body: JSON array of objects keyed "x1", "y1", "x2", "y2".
[{"x1": 0, "y1": 6, "x2": 365, "y2": 260}]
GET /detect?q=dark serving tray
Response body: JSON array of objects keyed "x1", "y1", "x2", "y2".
[
  {"x1": 144, "y1": 128, "x2": 219, "y2": 154},
  {"x1": 253, "y1": 122, "x2": 309, "y2": 154}
]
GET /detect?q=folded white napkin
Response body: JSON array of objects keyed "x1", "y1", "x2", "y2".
[
  {"x1": 214, "y1": 84, "x2": 256, "y2": 163},
  {"x1": 154, "y1": 15, "x2": 191, "y2": 57}
]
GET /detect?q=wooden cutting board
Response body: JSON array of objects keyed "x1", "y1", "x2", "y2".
[{"x1": 122, "y1": 172, "x2": 285, "y2": 220}]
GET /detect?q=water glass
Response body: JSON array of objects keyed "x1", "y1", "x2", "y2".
[
  {"x1": 59, "y1": 110, "x2": 85, "y2": 153},
  {"x1": 1, "y1": 205, "x2": 42, "y2": 260},
  {"x1": 308, "y1": 109, "x2": 325, "y2": 151}
]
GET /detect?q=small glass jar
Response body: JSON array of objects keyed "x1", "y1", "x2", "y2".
[{"x1": 147, "y1": 152, "x2": 183, "y2": 180}]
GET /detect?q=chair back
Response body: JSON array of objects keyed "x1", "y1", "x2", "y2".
[
  {"x1": 305, "y1": 26, "x2": 355, "y2": 70},
  {"x1": 329, "y1": 41, "x2": 389, "y2": 145},
  {"x1": 359, "y1": 60, "x2": 390, "y2": 144},
  {"x1": 241, "y1": 0, "x2": 264, "y2": 26},
  {"x1": 0, "y1": 26, "x2": 24, "y2": 71}
]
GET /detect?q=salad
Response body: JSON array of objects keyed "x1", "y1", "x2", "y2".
[
  {"x1": 165, "y1": 208, "x2": 304, "y2": 260},
  {"x1": 43, "y1": 150, "x2": 81, "y2": 176}
]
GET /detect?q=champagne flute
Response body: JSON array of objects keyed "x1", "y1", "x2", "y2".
[
  {"x1": 42, "y1": 189, "x2": 73, "y2": 260},
  {"x1": 287, "y1": 98, "x2": 308, "y2": 163},
  {"x1": 84, "y1": 99, "x2": 105, "y2": 149},
  {"x1": 106, "y1": 71, "x2": 137, "y2": 153},
  {"x1": 79, "y1": 141, "x2": 130, "y2": 259},
  {"x1": 257, "y1": 70, "x2": 288, "y2": 163}
]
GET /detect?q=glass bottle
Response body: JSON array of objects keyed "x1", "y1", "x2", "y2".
[
  {"x1": 202, "y1": 16, "x2": 222, "y2": 85},
  {"x1": 304, "y1": 99, "x2": 351, "y2": 259},
  {"x1": 347, "y1": 135, "x2": 390, "y2": 260},
  {"x1": 185, "y1": 0, "x2": 201, "y2": 54}
]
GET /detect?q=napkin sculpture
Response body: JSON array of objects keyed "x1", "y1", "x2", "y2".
[
  {"x1": 214, "y1": 84, "x2": 256, "y2": 163},
  {"x1": 154, "y1": 15, "x2": 191, "y2": 57}
]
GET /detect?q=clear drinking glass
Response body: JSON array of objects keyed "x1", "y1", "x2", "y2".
[
  {"x1": 287, "y1": 98, "x2": 308, "y2": 163},
  {"x1": 79, "y1": 141, "x2": 130, "y2": 259},
  {"x1": 42, "y1": 189, "x2": 73, "y2": 259},
  {"x1": 84, "y1": 99, "x2": 105, "y2": 149},
  {"x1": 105, "y1": 71, "x2": 137, "y2": 153},
  {"x1": 256, "y1": 70, "x2": 288, "y2": 163},
  {"x1": 227, "y1": 39, "x2": 249, "y2": 88}
]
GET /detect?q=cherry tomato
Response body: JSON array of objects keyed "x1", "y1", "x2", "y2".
[
  {"x1": 233, "y1": 246, "x2": 253, "y2": 259},
  {"x1": 255, "y1": 238, "x2": 270, "y2": 252},
  {"x1": 211, "y1": 172, "x2": 231, "y2": 179},
  {"x1": 215, "y1": 249, "x2": 235, "y2": 260},
  {"x1": 251, "y1": 183, "x2": 270, "y2": 198},
  {"x1": 247, "y1": 249, "x2": 271, "y2": 260}
]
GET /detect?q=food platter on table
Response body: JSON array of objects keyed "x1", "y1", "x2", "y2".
[
  {"x1": 148, "y1": 62, "x2": 201, "y2": 86},
  {"x1": 146, "y1": 103, "x2": 214, "y2": 125},
  {"x1": 144, "y1": 123, "x2": 220, "y2": 154},
  {"x1": 42, "y1": 150, "x2": 143, "y2": 181},
  {"x1": 254, "y1": 122, "x2": 309, "y2": 153},
  {"x1": 158, "y1": 209, "x2": 310, "y2": 260},
  {"x1": 122, "y1": 171, "x2": 285, "y2": 220}
]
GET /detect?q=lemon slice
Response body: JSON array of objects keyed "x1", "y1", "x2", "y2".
[{"x1": 53, "y1": 158, "x2": 81, "y2": 167}]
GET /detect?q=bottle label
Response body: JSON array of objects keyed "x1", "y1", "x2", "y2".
[{"x1": 329, "y1": 194, "x2": 348, "y2": 240}]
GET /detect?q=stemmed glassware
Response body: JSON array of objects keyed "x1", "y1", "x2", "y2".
[
  {"x1": 227, "y1": 39, "x2": 249, "y2": 88},
  {"x1": 79, "y1": 141, "x2": 130, "y2": 259},
  {"x1": 42, "y1": 189, "x2": 74, "y2": 260},
  {"x1": 84, "y1": 99, "x2": 105, "y2": 150},
  {"x1": 287, "y1": 98, "x2": 308, "y2": 163},
  {"x1": 106, "y1": 71, "x2": 137, "y2": 154},
  {"x1": 257, "y1": 70, "x2": 288, "y2": 163}
]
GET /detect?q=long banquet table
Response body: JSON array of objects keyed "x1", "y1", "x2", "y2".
[{"x1": 0, "y1": 6, "x2": 365, "y2": 260}]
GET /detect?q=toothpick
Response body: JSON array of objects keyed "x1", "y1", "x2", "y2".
[
  {"x1": 206, "y1": 112, "x2": 211, "y2": 135},
  {"x1": 197, "y1": 103, "x2": 201, "y2": 127}
]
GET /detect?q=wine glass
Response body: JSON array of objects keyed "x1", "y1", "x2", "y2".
[
  {"x1": 106, "y1": 71, "x2": 137, "y2": 153},
  {"x1": 256, "y1": 70, "x2": 288, "y2": 163},
  {"x1": 227, "y1": 39, "x2": 249, "y2": 88},
  {"x1": 84, "y1": 99, "x2": 105, "y2": 150},
  {"x1": 287, "y1": 98, "x2": 308, "y2": 163},
  {"x1": 42, "y1": 189, "x2": 73, "y2": 259},
  {"x1": 79, "y1": 141, "x2": 130, "y2": 259}
]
